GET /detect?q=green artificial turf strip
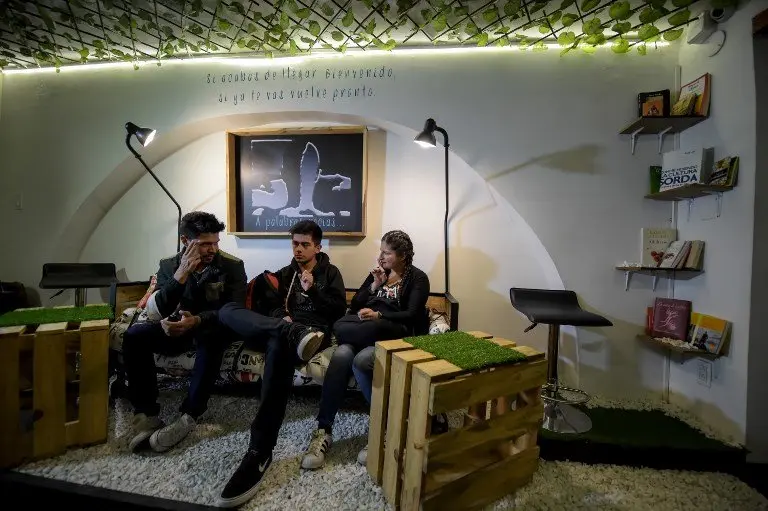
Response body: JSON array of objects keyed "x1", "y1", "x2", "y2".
[
  {"x1": 404, "y1": 330, "x2": 527, "y2": 371},
  {"x1": 539, "y1": 407, "x2": 740, "y2": 451},
  {"x1": 0, "y1": 304, "x2": 113, "y2": 327}
]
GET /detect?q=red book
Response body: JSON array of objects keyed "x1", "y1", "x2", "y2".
[{"x1": 651, "y1": 298, "x2": 692, "y2": 340}]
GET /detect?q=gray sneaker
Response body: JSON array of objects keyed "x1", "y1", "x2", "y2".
[
  {"x1": 128, "y1": 413, "x2": 164, "y2": 452},
  {"x1": 357, "y1": 446, "x2": 367, "y2": 466},
  {"x1": 150, "y1": 413, "x2": 196, "y2": 452},
  {"x1": 301, "y1": 429, "x2": 332, "y2": 470}
]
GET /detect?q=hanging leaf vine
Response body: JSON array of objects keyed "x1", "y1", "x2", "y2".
[{"x1": 0, "y1": 0, "x2": 711, "y2": 70}]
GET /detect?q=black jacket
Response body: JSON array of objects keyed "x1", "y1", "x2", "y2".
[
  {"x1": 270, "y1": 252, "x2": 347, "y2": 331},
  {"x1": 154, "y1": 250, "x2": 247, "y2": 327},
  {"x1": 350, "y1": 266, "x2": 430, "y2": 335}
]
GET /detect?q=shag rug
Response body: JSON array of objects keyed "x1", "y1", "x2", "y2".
[{"x1": 14, "y1": 380, "x2": 768, "y2": 511}]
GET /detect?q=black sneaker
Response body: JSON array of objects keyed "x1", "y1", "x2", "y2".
[
  {"x1": 216, "y1": 449, "x2": 272, "y2": 508},
  {"x1": 288, "y1": 324, "x2": 325, "y2": 362}
]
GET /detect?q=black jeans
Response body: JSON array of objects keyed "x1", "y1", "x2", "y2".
[
  {"x1": 317, "y1": 314, "x2": 408, "y2": 431},
  {"x1": 122, "y1": 321, "x2": 229, "y2": 419},
  {"x1": 217, "y1": 302, "x2": 297, "y2": 454}
]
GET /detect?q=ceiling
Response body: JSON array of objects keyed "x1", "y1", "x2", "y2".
[{"x1": 0, "y1": 0, "x2": 712, "y2": 71}]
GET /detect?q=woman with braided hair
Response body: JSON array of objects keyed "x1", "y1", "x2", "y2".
[{"x1": 302, "y1": 230, "x2": 430, "y2": 470}]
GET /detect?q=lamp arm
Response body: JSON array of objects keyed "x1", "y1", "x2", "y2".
[
  {"x1": 435, "y1": 126, "x2": 450, "y2": 295},
  {"x1": 125, "y1": 134, "x2": 182, "y2": 253}
]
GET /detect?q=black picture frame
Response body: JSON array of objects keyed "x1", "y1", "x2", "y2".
[{"x1": 225, "y1": 127, "x2": 367, "y2": 237}]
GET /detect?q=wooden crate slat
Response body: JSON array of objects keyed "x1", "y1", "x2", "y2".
[
  {"x1": 513, "y1": 345, "x2": 545, "y2": 360},
  {"x1": 430, "y1": 359, "x2": 547, "y2": 415},
  {"x1": 366, "y1": 339, "x2": 416, "y2": 484},
  {"x1": 488, "y1": 337, "x2": 517, "y2": 347},
  {"x1": 77, "y1": 325, "x2": 109, "y2": 445},
  {"x1": 79, "y1": 319, "x2": 110, "y2": 332},
  {"x1": 382, "y1": 349, "x2": 436, "y2": 503},
  {"x1": 0, "y1": 325, "x2": 27, "y2": 337},
  {"x1": 421, "y1": 446, "x2": 540, "y2": 511},
  {"x1": 0, "y1": 329, "x2": 21, "y2": 468},
  {"x1": 36, "y1": 322, "x2": 68, "y2": 334},
  {"x1": 400, "y1": 367, "x2": 433, "y2": 511},
  {"x1": 425, "y1": 400, "x2": 543, "y2": 473},
  {"x1": 32, "y1": 327, "x2": 67, "y2": 459},
  {"x1": 20, "y1": 331, "x2": 81, "y2": 352}
]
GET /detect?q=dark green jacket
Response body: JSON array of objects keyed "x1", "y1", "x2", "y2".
[{"x1": 154, "y1": 250, "x2": 247, "y2": 326}]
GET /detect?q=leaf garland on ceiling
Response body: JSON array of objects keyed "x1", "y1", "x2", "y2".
[{"x1": 0, "y1": 0, "x2": 735, "y2": 71}]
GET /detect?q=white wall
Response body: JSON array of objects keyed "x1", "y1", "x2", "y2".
[
  {"x1": 2, "y1": 46, "x2": 683, "y2": 406},
  {"x1": 672, "y1": 0, "x2": 768, "y2": 445}
]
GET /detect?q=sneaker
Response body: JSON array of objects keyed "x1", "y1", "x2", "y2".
[
  {"x1": 128, "y1": 413, "x2": 164, "y2": 452},
  {"x1": 289, "y1": 325, "x2": 325, "y2": 362},
  {"x1": 149, "y1": 413, "x2": 196, "y2": 452},
  {"x1": 216, "y1": 449, "x2": 272, "y2": 508},
  {"x1": 301, "y1": 429, "x2": 332, "y2": 470},
  {"x1": 357, "y1": 446, "x2": 368, "y2": 466}
]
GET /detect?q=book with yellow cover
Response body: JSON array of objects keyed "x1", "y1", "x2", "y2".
[{"x1": 690, "y1": 313, "x2": 730, "y2": 354}]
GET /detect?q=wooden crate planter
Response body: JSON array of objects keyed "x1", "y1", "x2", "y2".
[
  {"x1": 0, "y1": 309, "x2": 110, "y2": 469},
  {"x1": 366, "y1": 331, "x2": 546, "y2": 511}
]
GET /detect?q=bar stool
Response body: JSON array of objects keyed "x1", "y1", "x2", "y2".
[{"x1": 509, "y1": 288, "x2": 613, "y2": 434}]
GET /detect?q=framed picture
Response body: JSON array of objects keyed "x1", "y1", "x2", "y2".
[{"x1": 225, "y1": 126, "x2": 367, "y2": 237}]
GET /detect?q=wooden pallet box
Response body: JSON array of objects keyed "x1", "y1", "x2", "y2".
[
  {"x1": 366, "y1": 331, "x2": 546, "y2": 511},
  {"x1": 0, "y1": 308, "x2": 110, "y2": 469}
]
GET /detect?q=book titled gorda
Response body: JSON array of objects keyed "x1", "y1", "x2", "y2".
[{"x1": 651, "y1": 297, "x2": 692, "y2": 341}]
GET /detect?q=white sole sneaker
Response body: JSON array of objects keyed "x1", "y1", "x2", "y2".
[
  {"x1": 128, "y1": 430, "x2": 154, "y2": 452},
  {"x1": 297, "y1": 331, "x2": 324, "y2": 362},
  {"x1": 149, "y1": 414, "x2": 196, "y2": 452}
]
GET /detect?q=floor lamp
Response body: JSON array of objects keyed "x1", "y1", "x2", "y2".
[
  {"x1": 124, "y1": 122, "x2": 182, "y2": 254},
  {"x1": 414, "y1": 118, "x2": 450, "y2": 294}
]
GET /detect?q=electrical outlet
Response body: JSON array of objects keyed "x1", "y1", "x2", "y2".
[{"x1": 697, "y1": 359, "x2": 713, "y2": 388}]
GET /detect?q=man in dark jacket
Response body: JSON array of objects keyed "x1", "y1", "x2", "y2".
[
  {"x1": 123, "y1": 211, "x2": 247, "y2": 454},
  {"x1": 215, "y1": 220, "x2": 347, "y2": 508}
]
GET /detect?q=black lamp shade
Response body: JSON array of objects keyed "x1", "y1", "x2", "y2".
[
  {"x1": 125, "y1": 121, "x2": 156, "y2": 147},
  {"x1": 414, "y1": 118, "x2": 437, "y2": 147}
]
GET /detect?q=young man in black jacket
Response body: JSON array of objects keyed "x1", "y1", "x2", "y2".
[
  {"x1": 123, "y1": 212, "x2": 247, "y2": 454},
  {"x1": 215, "y1": 220, "x2": 347, "y2": 508}
]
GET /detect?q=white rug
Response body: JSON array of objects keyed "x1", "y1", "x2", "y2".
[{"x1": 14, "y1": 382, "x2": 768, "y2": 511}]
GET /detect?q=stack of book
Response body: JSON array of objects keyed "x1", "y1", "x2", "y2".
[{"x1": 640, "y1": 228, "x2": 704, "y2": 270}]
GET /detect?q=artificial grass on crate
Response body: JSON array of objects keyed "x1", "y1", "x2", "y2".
[
  {"x1": 0, "y1": 304, "x2": 113, "y2": 327},
  {"x1": 404, "y1": 330, "x2": 526, "y2": 371}
]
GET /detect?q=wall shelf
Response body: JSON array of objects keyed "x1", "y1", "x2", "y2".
[
  {"x1": 645, "y1": 184, "x2": 733, "y2": 201},
  {"x1": 645, "y1": 184, "x2": 732, "y2": 220},
  {"x1": 636, "y1": 334, "x2": 722, "y2": 360},
  {"x1": 616, "y1": 266, "x2": 703, "y2": 291},
  {"x1": 620, "y1": 115, "x2": 709, "y2": 154}
]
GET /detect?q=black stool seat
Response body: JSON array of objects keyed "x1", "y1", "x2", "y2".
[
  {"x1": 509, "y1": 287, "x2": 613, "y2": 435},
  {"x1": 509, "y1": 289, "x2": 613, "y2": 328},
  {"x1": 39, "y1": 263, "x2": 118, "y2": 307}
]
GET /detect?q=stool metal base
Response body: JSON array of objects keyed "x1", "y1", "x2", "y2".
[{"x1": 542, "y1": 402, "x2": 593, "y2": 434}]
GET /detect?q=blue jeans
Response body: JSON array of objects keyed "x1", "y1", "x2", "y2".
[{"x1": 316, "y1": 314, "x2": 406, "y2": 431}]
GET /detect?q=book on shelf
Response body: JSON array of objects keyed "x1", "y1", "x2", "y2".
[
  {"x1": 671, "y1": 73, "x2": 711, "y2": 117},
  {"x1": 637, "y1": 89, "x2": 671, "y2": 117},
  {"x1": 689, "y1": 313, "x2": 730, "y2": 355},
  {"x1": 651, "y1": 297, "x2": 692, "y2": 341},
  {"x1": 640, "y1": 227, "x2": 677, "y2": 267},
  {"x1": 649, "y1": 165, "x2": 662, "y2": 194},
  {"x1": 660, "y1": 147, "x2": 715, "y2": 191},
  {"x1": 708, "y1": 156, "x2": 739, "y2": 187}
]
